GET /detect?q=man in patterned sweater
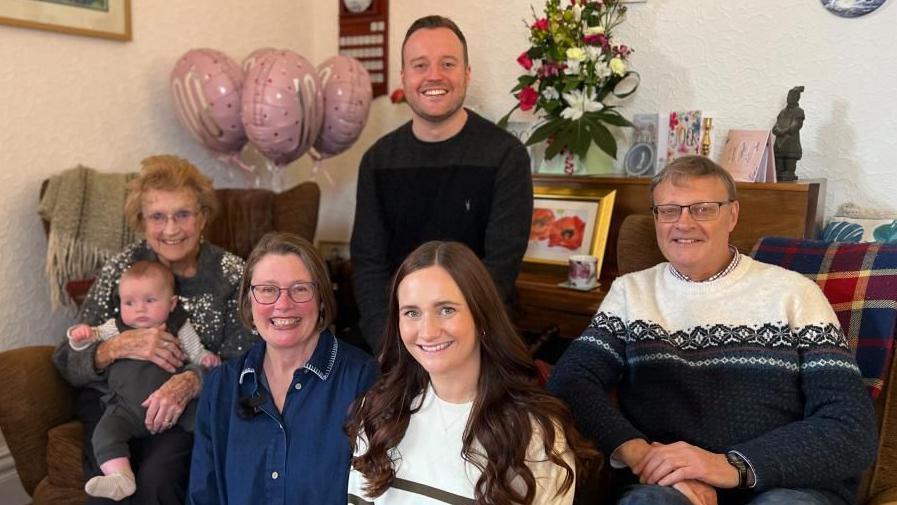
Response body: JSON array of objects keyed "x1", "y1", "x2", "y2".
[{"x1": 548, "y1": 156, "x2": 876, "y2": 505}]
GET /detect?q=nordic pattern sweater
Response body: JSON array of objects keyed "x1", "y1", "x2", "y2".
[{"x1": 548, "y1": 256, "x2": 877, "y2": 504}]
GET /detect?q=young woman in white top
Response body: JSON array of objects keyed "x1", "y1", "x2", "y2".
[{"x1": 346, "y1": 241, "x2": 600, "y2": 505}]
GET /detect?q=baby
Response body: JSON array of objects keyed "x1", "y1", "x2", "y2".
[{"x1": 67, "y1": 260, "x2": 220, "y2": 501}]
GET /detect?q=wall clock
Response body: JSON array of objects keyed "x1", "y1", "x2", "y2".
[
  {"x1": 339, "y1": 0, "x2": 388, "y2": 97},
  {"x1": 820, "y1": 0, "x2": 887, "y2": 18},
  {"x1": 343, "y1": 0, "x2": 374, "y2": 14}
]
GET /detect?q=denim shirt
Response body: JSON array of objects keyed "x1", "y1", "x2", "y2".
[{"x1": 188, "y1": 330, "x2": 376, "y2": 504}]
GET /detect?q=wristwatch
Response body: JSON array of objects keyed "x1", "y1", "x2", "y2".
[{"x1": 725, "y1": 451, "x2": 754, "y2": 489}]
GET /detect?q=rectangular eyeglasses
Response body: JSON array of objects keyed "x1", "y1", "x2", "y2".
[
  {"x1": 651, "y1": 201, "x2": 733, "y2": 223},
  {"x1": 250, "y1": 282, "x2": 316, "y2": 304}
]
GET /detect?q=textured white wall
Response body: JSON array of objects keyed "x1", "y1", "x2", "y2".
[
  {"x1": 316, "y1": 0, "x2": 897, "y2": 250},
  {"x1": 0, "y1": 1, "x2": 319, "y2": 352},
  {"x1": 2, "y1": 0, "x2": 895, "y2": 351}
]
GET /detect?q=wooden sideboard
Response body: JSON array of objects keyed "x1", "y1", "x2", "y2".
[{"x1": 515, "y1": 176, "x2": 826, "y2": 341}]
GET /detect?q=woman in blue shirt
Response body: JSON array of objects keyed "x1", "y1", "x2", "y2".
[{"x1": 189, "y1": 232, "x2": 376, "y2": 504}]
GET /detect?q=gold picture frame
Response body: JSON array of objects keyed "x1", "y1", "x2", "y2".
[
  {"x1": 525, "y1": 186, "x2": 616, "y2": 275},
  {"x1": 0, "y1": 0, "x2": 131, "y2": 41}
]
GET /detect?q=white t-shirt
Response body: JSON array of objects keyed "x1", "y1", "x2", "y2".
[{"x1": 347, "y1": 383, "x2": 575, "y2": 504}]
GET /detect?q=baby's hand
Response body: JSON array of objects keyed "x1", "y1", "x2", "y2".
[
  {"x1": 200, "y1": 352, "x2": 221, "y2": 369},
  {"x1": 68, "y1": 324, "x2": 96, "y2": 346}
]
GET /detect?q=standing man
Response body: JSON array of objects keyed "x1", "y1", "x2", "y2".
[
  {"x1": 549, "y1": 156, "x2": 876, "y2": 505},
  {"x1": 351, "y1": 15, "x2": 533, "y2": 352}
]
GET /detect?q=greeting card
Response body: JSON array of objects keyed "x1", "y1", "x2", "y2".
[
  {"x1": 667, "y1": 110, "x2": 702, "y2": 162},
  {"x1": 624, "y1": 113, "x2": 667, "y2": 176},
  {"x1": 719, "y1": 129, "x2": 776, "y2": 183}
]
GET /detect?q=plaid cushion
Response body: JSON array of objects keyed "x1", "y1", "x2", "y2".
[{"x1": 752, "y1": 237, "x2": 897, "y2": 398}]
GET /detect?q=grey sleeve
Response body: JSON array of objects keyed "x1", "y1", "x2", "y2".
[
  {"x1": 52, "y1": 339, "x2": 105, "y2": 387},
  {"x1": 54, "y1": 254, "x2": 129, "y2": 386}
]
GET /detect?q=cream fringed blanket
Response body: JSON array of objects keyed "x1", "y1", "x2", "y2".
[{"x1": 38, "y1": 166, "x2": 138, "y2": 308}]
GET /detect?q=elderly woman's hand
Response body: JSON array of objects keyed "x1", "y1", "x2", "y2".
[
  {"x1": 142, "y1": 370, "x2": 202, "y2": 434},
  {"x1": 95, "y1": 325, "x2": 186, "y2": 372}
]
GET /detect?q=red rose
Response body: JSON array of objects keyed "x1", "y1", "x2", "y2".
[
  {"x1": 517, "y1": 51, "x2": 533, "y2": 71},
  {"x1": 583, "y1": 34, "x2": 608, "y2": 48},
  {"x1": 537, "y1": 62, "x2": 561, "y2": 78},
  {"x1": 548, "y1": 216, "x2": 586, "y2": 250},
  {"x1": 532, "y1": 18, "x2": 549, "y2": 32},
  {"x1": 530, "y1": 208, "x2": 555, "y2": 241},
  {"x1": 519, "y1": 85, "x2": 538, "y2": 111},
  {"x1": 389, "y1": 88, "x2": 405, "y2": 104}
]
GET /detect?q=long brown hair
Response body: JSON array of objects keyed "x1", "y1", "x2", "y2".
[{"x1": 346, "y1": 241, "x2": 600, "y2": 504}]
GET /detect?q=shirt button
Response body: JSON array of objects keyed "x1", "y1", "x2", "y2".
[
  {"x1": 294, "y1": 383, "x2": 302, "y2": 390},
  {"x1": 271, "y1": 471, "x2": 279, "y2": 479}
]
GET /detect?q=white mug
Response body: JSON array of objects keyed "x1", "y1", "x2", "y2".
[{"x1": 568, "y1": 255, "x2": 598, "y2": 289}]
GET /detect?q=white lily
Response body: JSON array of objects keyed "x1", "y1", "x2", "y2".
[
  {"x1": 543, "y1": 86, "x2": 560, "y2": 100},
  {"x1": 586, "y1": 46, "x2": 603, "y2": 62},
  {"x1": 595, "y1": 59, "x2": 612, "y2": 79},
  {"x1": 560, "y1": 89, "x2": 604, "y2": 121}
]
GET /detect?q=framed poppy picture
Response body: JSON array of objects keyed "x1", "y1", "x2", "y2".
[{"x1": 525, "y1": 187, "x2": 616, "y2": 272}]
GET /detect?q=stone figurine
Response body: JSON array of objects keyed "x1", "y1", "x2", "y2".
[{"x1": 772, "y1": 86, "x2": 806, "y2": 181}]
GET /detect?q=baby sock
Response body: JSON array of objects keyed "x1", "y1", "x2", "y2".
[{"x1": 85, "y1": 469, "x2": 136, "y2": 501}]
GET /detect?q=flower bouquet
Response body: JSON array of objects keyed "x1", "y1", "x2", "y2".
[{"x1": 499, "y1": 0, "x2": 639, "y2": 161}]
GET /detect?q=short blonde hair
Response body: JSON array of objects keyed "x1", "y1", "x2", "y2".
[
  {"x1": 649, "y1": 155, "x2": 737, "y2": 205},
  {"x1": 124, "y1": 155, "x2": 218, "y2": 233}
]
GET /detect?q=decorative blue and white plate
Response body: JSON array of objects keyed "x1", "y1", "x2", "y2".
[{"x1": 821, "y1": 0, "x2": 887, "y2": 18}]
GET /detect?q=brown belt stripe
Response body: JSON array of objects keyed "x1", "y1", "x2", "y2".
[{"x1": 348, "y1": 478, "x2": 475, "y2": 505}]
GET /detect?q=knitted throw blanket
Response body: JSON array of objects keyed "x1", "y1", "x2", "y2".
[{"x1": 38, "y1": 166, "x2": 137, "y2": 308}]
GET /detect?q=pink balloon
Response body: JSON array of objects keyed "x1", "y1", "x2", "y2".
[
  {"x1": 313, "y1": 56, "x2": 373, "y2": 159},
  {"x1": 170, "y1": 49, "x2": 246, "y2": 153},
  {"x1": 241, "y1": 49, "x2": 323, "y2": 166},
  {"x1": 242, "y1": 47, "x2": 276, "y2": 75}
]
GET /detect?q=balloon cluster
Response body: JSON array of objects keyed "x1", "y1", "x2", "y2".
[{"x1": 170, "y1": 48, "x2": 373, "y2": 180}]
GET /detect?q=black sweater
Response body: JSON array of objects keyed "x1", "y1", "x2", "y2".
[{"x1": 350, "y1": 110, "x2": 533, "y2": 351}]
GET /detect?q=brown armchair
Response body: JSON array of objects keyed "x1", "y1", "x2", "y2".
[
  {"x1": 615, "y1": 214, "x2": 897, "y2": 505},
  {"x1": 0, "y1": 181, "x2": 320, "y2": 504}
]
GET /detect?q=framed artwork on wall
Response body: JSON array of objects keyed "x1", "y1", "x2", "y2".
[
  {"x1": 0, "y1": 0, "x2": 131, "y2": 41},
  {"x1": 525, "y1": 187, "x2": 616, "y2": 274}
]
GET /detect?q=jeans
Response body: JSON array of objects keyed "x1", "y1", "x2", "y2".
[{"x1": 617, "y1": 484, "x2": 838, "y2": 505}]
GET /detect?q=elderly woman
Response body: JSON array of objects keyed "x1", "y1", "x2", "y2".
[
  {"x1": 52, "y1": 154, "x2": 255, "y2": 504},
  {"x1": 189, "y1": 232, "x2": 376, "y2": 504},
  {"x1": 347, "y1": 241, "x2": 599, "y2": 504}
]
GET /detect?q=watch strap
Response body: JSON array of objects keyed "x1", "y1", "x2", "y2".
[{"x1": 726, "y1": 451, "x2": 749, "y2": 489}]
